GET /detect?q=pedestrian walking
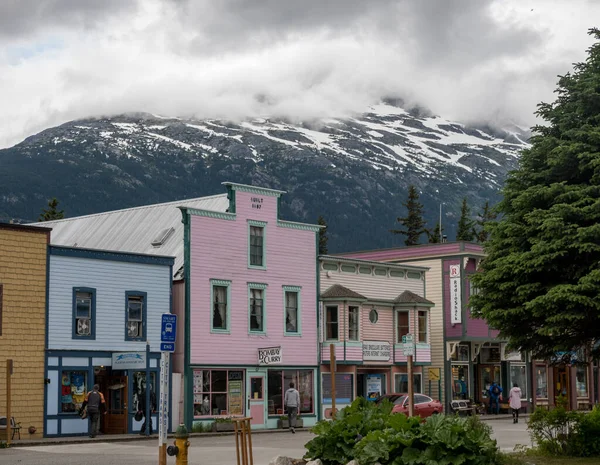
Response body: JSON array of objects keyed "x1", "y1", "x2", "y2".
[
  {"x1": 80, "y1": 384, "x2": 106, "y2": 438},
  {"x1": 488, "y1": 381, "x2": 503, "y2": 415},
  {"x1": 284, "y1": 382, "x2": 300, "y2": 434},
  {"x1": 509, "y1": 383, "x2": 522, "y2": 423},
  {"x1": 138, "y1": 382, "x2": 156, "y2": 435}
]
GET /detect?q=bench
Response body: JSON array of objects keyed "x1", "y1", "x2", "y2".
[
  {"x1": 450, "y1": 400, "x2": 476, "y2": 416},
  {"x1": 0, "y1": 416, "x2": 21, "y2": 440}
]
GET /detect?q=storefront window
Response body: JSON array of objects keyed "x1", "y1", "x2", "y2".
[
  {"x1": 322, "y1": 373, "x2": 353, "y2": 404},
  {"x1": 536, "y1": 366, "x2": 548, "y2": 398},
  {"x1": 61, "y1": 370, "x2": 87, "y2": 413},
  {"x1": 394, "y1": 373, "x2": 422, "y2": 394},
  {"x1": 268, "y1": 370, "x2": 314, "y2": 415},
  {"x1": 193, "y1": 369, "x2": 244, "y2": 417},
  {"x1": 576, "y1": 366, "x2": 588, "y2": 397},
  {"x1": 133, "y1": 371, "x2": 157, "y2": 412},
  {"x1": 451, "y1": 344, "x2": 469, "y2": 362},
  {"x1": 510, "y1": 364, "x2": 527, "y2": 399},
  {"x1": 451, "y1": 365, "x2": 469, "y2": 400}
]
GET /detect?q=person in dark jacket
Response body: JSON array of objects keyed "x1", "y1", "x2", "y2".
[
  {"x1": 488, "y1": 381, "x2": 503, "y2": 415},
  {"x1": 138, "y1": 383, "x2": 156, "y2": 435},
  {"x1": 80, "y1": 384, "x2": 106, "y2": 438}
]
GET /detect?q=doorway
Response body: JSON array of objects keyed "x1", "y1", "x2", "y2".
[
  {"x1": 554, "y1": 366, "x2": 570, "y2": 408},
  {"x1": 104, "y1": 376, "x2": 128, "y2": 434},
  {"x1": 478, "y1": 365, "x2": 501, "y2": 403},
  {"x1": 247, "y1": 372, "x2": 266, "y2": 429}
]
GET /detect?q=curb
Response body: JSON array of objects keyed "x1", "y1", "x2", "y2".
[{"x1": 8, "y1": 427, "x2": 310, "y2": 448}]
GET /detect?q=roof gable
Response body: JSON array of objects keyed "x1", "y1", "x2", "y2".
[
  {"x1": 394, "y1": 290, "x2": 434, "y2": 306},
  {"x1": 321, "y1": 284, "x2": 367, "y2": 300}
]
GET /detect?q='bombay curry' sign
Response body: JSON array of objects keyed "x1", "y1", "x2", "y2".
[{"x1": 258, "y1": 346, "x2": 282, "y2": 365}]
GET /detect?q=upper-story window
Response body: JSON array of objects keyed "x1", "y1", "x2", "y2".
[
  {"x1": 284, "y1": 286, "x2": 302, "y2": 335},
  {"x1": 397, "y1": 310, "x2": 409, "y2": 342},
  {"x1": 418, "y1": 310, "x2": 428, "y2": 343},
  {"x1": 211, "y1": 279, "x2": 231, "y2": 333},
  {"x1": 72, "y1": 287, "x2": 96, "y2": 340},
  {"x1": 249, "y1": 283, "x2": 267, "y2": 333},
  {"x1": 248, "y1": 221, "x2": 267, "y2": 269},
  {"x1": 348, "y1": 306, "x2": 359, "y2": 341},
  {"x1": 125, "y1": 291, "x2": 147, "y2": 341},
  {"x1": 326, "y1": 306, "x2": 338, "y2": 340}
]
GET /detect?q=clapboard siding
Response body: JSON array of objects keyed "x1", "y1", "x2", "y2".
[
  {"x1": 189, "y1": 190, "x2": 318, "y2": 366},
  {"x1": 48, "y1": 255, "x2": 171, "y2": 351}
]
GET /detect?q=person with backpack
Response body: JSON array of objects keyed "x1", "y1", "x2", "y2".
[
  {"x1": 488, "y1": 381, "x2": 503, "y2": 415},
  {"x1": 509, "y1": 383, "x2": 522, "y2": 423},
  {"x1": 80, "y1": 384, "x2": 106, "y2": 438}
]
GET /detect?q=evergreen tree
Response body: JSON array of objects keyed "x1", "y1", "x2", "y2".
[
  {"x1": 317, "y1": 215, "x2": 329, "y2": 255},
  {"x1": 38, "y1": 198, "x2": 64, "y2": 222},
  {"x1": 427, "y1": 222, "x2": 444, "y2": 243},
  {"x1": 470, "y1": 29, "x2": 600, "y2": 359},
  {"x1": 474, "y1": 201, "x2": 497, "y2": 243},
  {"x1": 455, "y1": 198, "x2": 475, "y2": 241},
  {"x1": 391, "y1": 185, "x2": 427, "y2": 246}
]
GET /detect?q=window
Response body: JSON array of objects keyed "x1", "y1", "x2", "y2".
[
  {"x1": 323, "y1": 262, "x2": 338, "y2": 271},
  {"x1": 341, "y1": 265, "x2": 356, "y2": 273},
  {"x1": 325, "y1": 306, "x2": 338, "y2": 340},
  {"x1": 250, "y1": 377, "x2": 263, "y2": 400},
  {"x1": 283, "y1": 286, "x2": 301, "y2": 335},
  {"x1": 418, "y1": 310, "x2": 428, "y2": 343},
  {"x1": 536, "y1": 366, "x2": 548, "y2": 399},
  {"x1": 211, "y1": 280, "x2": 231, "y2": 332},
  {"x1": 133, "y1": 371, "x2": 156, "y2": 412},
  {"x1": 268, "y1": 370, "x2": 314, "y2": 415},
  {"x1": 390, "y1": 270, "x2": 404, "y2": 278},
  {"x1": 451, "y1": 365, "x2": 469, "y2": 400},
  {"x1": 61, "y1": 370, "x2": 87, "y2": 414},
  {"x1": 73, "y1": 288, "x2": 96, "y2": 339},
  {"x1": 249, "y1": 223, "x2": 266, "y2": 268},
  {"x1": 348, "y1": 306, "x2": 359, "y2": 341},
  {"x1": 374, "y1": 268, "x2": 387, "y2": 276},
  {"x1": 193, "y1": 369, "x2": 244, "y2": 417},
  {"x1": 576, "y1": 366, "x2": 588, "y2": 397},
  {"x1": 369, "y1": 308, "x2": 378, "y2": 324},
  {"x1": 322, "y1": 373, "x2": 353, "y2": 403},
  {"x1": 510, "y1": 364, "x2": 527, "y2": 399},
  {"x1": 407, "y1": 271, "x2": 421, "y2": 279},
  {"x1": 451, "y1": 343, "x2": 470, "y2": 362},
  {"x1": 359, "y1": 266, "x2": 371, "y2": 275},
  {"x1": 248, "y1": 284, "x2": 267, "y2": 333},
  {"x1": 125, "y1": 291, "x2": 146, "y2": 341},
  {"x1": 394, "y1": 373, "x2": 422, "y2": 394},
  {"x1": 397, "y1": 311, "x2": 409, "y2": 342}
]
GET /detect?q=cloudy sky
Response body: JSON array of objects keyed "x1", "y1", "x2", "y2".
[{"x1": 0, "y1": 0, "x2": 598, "y2": 148}]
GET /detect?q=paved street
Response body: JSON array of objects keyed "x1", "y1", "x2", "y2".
[{"x1": 0, "y1": 420, "x2": 529, "y2": 465}]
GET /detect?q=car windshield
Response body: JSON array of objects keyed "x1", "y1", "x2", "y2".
[{"x1": 394, "y1": 395, "x2": 408, "y2": 405}]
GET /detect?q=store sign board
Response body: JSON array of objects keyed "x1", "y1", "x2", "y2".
[
  {"x1": 363, "y1": 341, "x2": 391, "y2": 361},
  {"x1": 112, "y1": 352, "x2": 146, "y2": 370},
  {"x1": 258, "y1": 346, "x2": 282, "y2": 365},
  {"x1": 449, "y1": 265, "x2": 462, "y2": 325}
]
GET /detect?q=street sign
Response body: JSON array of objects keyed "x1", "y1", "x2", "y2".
[
  {"x1": 161, "y1": 313, "x2": 177, "y2": 345},
  {"x1": 428, "y1": 367, "x2": 441, "y2": 381},
  {"x1": 160, "y1": 342, "x2": 175, "y2": 352},
  {"x1": 402, "y1": 334, "x2": 414, "y2": 344},
  {"x1": 402, "y1": 342, "x2": 415, "y2": 356},
  {"x1": 158, "y1": 352, "x2": 170, "y2": 444}
]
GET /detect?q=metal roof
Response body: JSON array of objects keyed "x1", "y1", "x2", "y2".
[
  {"x1": 31, "y1": 194, "x2": 229, "y2": 277},
  {"x1": 321, "y1": 284, "x2": 367, "y2": 300},
  {"x1": 394, "y1": 290, "x2": 434, "y2": 306}
]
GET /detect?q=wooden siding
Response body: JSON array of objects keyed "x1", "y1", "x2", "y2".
[
  {"x1": 189, "y1": 190, "x2": 318, "y2": 366},
  {"x1": 48, "y1": 255, "x2": 171, "y2": 351}
]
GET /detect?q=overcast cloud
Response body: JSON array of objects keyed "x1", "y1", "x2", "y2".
[{"x1": 0, "y1": 0, "x2": 598, "y2": 148}]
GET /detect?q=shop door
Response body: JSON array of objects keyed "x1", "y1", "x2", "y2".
[
  {"x1": 478, "y1": 365, "x2": 500, "y2": 403},
  {"x1": 104, "y1": 376, "x2": 128, "y2": 434},
  {"x1": 247, "y1": 372, "x2": 266, "y2": 428},
  {"x1": 554, "y1": 366, "x2": 570, "y2": 408}
]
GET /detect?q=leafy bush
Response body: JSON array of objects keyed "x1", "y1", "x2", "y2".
[
  {"x1": 304, "y1": 398, "x2": 501, "y2": 465},
  {"x1": 569, "y1": 406, "x2": 600, "y2": 457},
  {"x1": 527, "y1": 406, "x2": 581, "y2": 456},
  {"x1": 191, "y1": 421, "x2": 213, "y2": 433}
]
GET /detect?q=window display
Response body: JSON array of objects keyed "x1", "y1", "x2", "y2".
[
  {"x1": 193, "y1": 369, "x2": 244, "y2": 417},
  {"x1": 576, "y1": 366, "x2": 588, "y2": 397},
  {"x1": 133, "y1": 371, "x2": 156, "y2": 412},
  {"x1": 536, "y1": 366, "x2": 548, "y2": 398},
  {"x1": 480, "y1": 366, "x2": 500, "y2": 400},
  {"x1": 451, "y1": 365, "x2": 469, "y2": 400},
  {"x1": 510, "y1": 364, "x2": 527, "y2": 399},
  {"x1": 268, "y1": 369, "x2": 314, "y2": 414},
  {"x1": 61, "y1": 370, "x2": 87, "y2": 413}
]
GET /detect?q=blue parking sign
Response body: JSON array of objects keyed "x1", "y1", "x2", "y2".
[{"x1": 161, "y1": 314, "x2": 177, "y2": 345}]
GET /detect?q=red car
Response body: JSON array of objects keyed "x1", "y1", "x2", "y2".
[{"x1": 376, "y1": 393, "x2": 443, "y2": 418}]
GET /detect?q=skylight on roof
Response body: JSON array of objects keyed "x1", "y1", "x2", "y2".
[{"x1": 151, "y1": 227, "x2": 174, "y2": 247}]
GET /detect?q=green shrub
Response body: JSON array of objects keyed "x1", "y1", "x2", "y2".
[
  {"x1": 191, "y1": 421, "x2": 213, "y2": 433},
  {"x1": 569, "y1": 406, "x2": 600, "y2": 457},
  {"x1": 304, "y1": 398, "x2": 502, "y2": 465},
  {"x1": 527, "y1": 406, "x2": 582, "y2": 456}
]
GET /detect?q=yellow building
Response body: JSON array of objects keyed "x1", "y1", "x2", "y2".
[{"x1": 0, "y1": 223, "x2": 50, "y2": 439}]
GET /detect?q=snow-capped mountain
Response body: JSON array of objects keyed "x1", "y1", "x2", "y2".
[{"x1": 0, "y1": 101, "x2": 528, "y2": 252}]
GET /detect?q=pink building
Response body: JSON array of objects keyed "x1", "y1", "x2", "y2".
[{"x1": 180, "y1": 183, "x2": 320, "y2": 430}]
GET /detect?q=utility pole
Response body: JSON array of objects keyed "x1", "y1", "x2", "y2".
[
  {"x1": 330, "y1": 344, "x2": 336, "y2": 419},
  {"x1": 439, "y1": 203, "x2": 443, "y2": 243},
  {"x1": 6, "y1": 360, "x2": 13, "y2": 445}
]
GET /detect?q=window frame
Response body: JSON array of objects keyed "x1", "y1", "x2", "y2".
[
  {"x1": 268, "y1": 369, "x2": 315, "y2": 415},
  {"x1": 283, "y1": 285, "x2": 302, "y2": 336},
  {"x1": 72, "y1": 287, "x2": 96, "y2": 340},
  {"x1": 417, "y1": 310, "x2": 428, "y2": 343},
  {"x1": 193, "y1": 369, "x2": 245, "y2": 418},
  {"x1": 348, "y1": 306, "x2": 360, "y2": 341},
  {"x1": 124, "y1": 291, "x2": 147, "y2": 341},
  {"x1": 248, "y1": 220, "x2": 267, "y2": 270},
  {"x1": 210, "y1": 279, "x2": 232, "y2": 334},
  {"x1": 396, "y1": 310, "x2": 410, "y2": 343},
  {"x1": 248, "y1": 283, "x2": 268, "y2": 334},
  {"x1": 325, "y1": 305, "x2": 339, "y2": 341}
]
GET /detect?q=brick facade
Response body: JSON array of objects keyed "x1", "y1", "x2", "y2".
[{"x1": 0, "y1": 224, "x2": 50, "y2": 439}]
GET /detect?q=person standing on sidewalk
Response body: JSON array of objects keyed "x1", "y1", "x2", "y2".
[
  {"x1": 80, "y1": 384, "x2": 106, "y2": 438},
  {"x1": 284, "y1": 382, "x2": 300, "y2": 434},
  {"x1": 488, "y1": 381, "x2": 503, "y2": 415},
  {"x1": 509, "y1": 383, "x2": 522, "y2": 423}
]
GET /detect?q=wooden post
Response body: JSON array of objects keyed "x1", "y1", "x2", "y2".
[
  {"x1": 330, "y1": 344, "x2": 336, "y2": 419},
  {"x1": 234, "y1": 421, "x2": 241, "y2": 465},
  {"x1": 407, "y1": 355, "x2": 414, "y2": 417},
  {"x1": 6, "y1": 360, "x2": 13, "y2": 445},
  {"x1": 158, "y1": 444, "x2": 166, "y2": 465}
]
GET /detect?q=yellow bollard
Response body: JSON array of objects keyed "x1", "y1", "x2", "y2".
[{"x1": 167, "y1": 424, "x2": 191, "y2": 465}]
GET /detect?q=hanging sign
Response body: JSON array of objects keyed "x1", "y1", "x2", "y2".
[{"x1": 449, "y1": 265, "x2": 462, "y2": 324}]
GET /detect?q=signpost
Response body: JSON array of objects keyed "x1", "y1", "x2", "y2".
[
  {"x1": 159, "y1": 314, "x2": 176, "y2": 465},
  {"x1": 330, "y1": 344, "x2": 336, "y2": 419},
  {"x1": 402, "y1": 335, "x2": 415, "y2": 417}
]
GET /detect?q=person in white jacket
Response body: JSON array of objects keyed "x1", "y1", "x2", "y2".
[
  {"x1": 284, "y1": 382, "x2": 300, "y2": 433},
  {"x1": 509, "y1": 383, "x2": 522, "y2": 424}
]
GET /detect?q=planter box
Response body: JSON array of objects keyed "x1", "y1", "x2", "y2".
[
  {"x1": 212, "y1": 422, "x2": 235, "y2": 432},
  {"x1": 278, "y1": 419, "x2": 304, "y2": 429}
]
